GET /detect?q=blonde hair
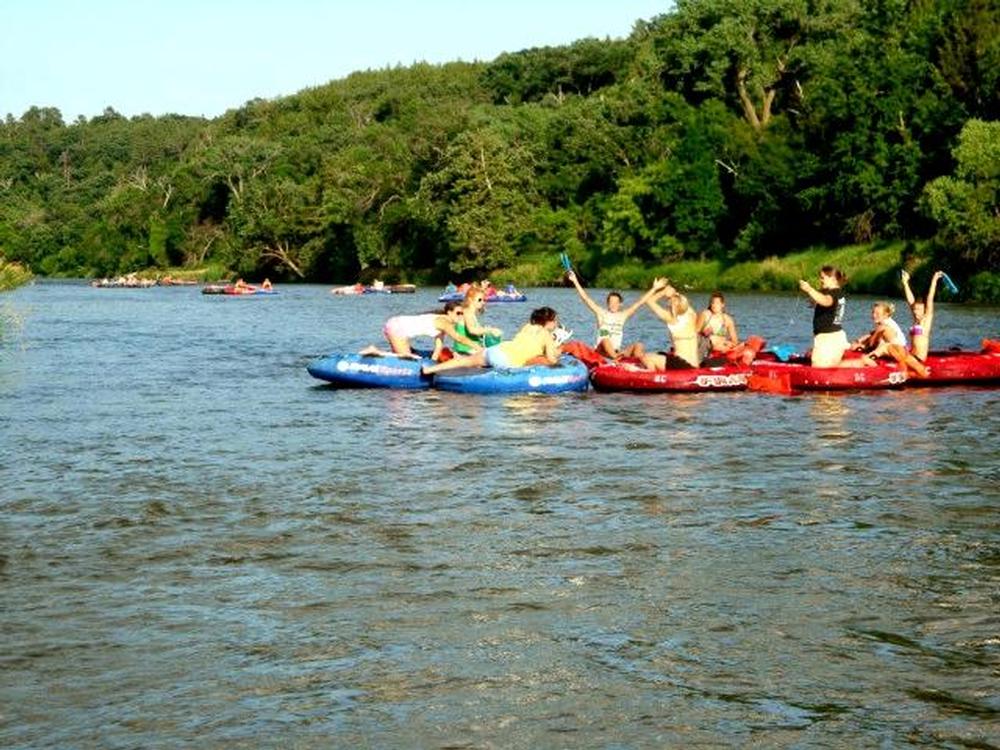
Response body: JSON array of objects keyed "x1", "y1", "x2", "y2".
[
  {"x1": 873, "y1": 301, "x2": 895, "y2": 317},
  {"x1": 463, "y1": 284, "x2": 485, "y2": 305}
]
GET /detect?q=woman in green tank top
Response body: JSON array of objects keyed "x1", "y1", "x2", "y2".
[{"x1": 453, "y1": 286, "x2": 503, "y2": 354}]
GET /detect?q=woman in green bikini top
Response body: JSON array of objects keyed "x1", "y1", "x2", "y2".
[
  {"x1": 453, "y1": 286, "x2": 503, "y2": 354},
  {"x1": 696, "y1": 292, "x2": 739, "y2": 355}
]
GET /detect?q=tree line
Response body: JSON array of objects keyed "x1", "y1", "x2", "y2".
[{"x1": 0, "y1": 0, "x2": 997, "y2": 298}]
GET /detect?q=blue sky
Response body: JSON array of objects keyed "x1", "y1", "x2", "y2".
[{"x1": 2, "y1": 0, "x2": 671, "y2": 122}]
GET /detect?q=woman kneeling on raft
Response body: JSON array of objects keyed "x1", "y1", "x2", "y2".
[
  {"x1": 799, "y1": 266, "x2": 852, "y2": 367},
  {"x1": 360, "y1": 301, "x2": 480, "y2": 361},
  {"x1": 422, "y1": 307, "x2": 561, "y2": 375},
  {"x1": 640, "y1": 279, "x2": 700, "y2": 370},
  {"x1": 850, "y1": 301, "x2": 928, "y2": 376}
]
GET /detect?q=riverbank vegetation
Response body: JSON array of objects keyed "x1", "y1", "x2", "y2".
[
  {"x1": 1, "y1": 0, "x2": 997, "y2": 299},
  {"x1": 0, "y1": 257, "x2": 32, "y2": 292}
]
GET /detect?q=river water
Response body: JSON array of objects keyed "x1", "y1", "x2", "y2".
[{"x1": 1, "y1": 281, "x2": 998, "y2": 748}]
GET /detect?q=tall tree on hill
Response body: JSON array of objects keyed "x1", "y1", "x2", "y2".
[
  {"x1": 417, "y1": 125, "x2": 540, "y2": 273},
  {"x1": 644, "y1": 0, "x2": 862, "y2": 132}
]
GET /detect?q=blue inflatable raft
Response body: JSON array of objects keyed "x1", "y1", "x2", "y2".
[
  {"x1": 431, "y1": 357, "x2": 589, "y2": 394},
  {"x1": 307, "y1": 352, "x2": 433, "y2": 389}
]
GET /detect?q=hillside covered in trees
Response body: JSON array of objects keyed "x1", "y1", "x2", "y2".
[{"x1": 1, "y1": 0, "x2": 998, "y2": 298}]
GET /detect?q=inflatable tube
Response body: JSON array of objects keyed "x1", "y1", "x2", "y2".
[
  {"x1": 432, "y1": 357, "x2": 589, "y2": 394},
  {"x1": 437, "y1": 291, "x2": 527, "y2": 303},
  {"x1": 590, "y1": 362, "x2": 750, "y2": 392},
  {"x1": 910, "y1": 350, "x2": 1000, "y2": 386},
  {"x1": 331, "y1": 285, "x2": 364, "y2": 295},
  {"x1": 307, "y1": 352, "x2": 433, "y2": 389},
  {"x1": 750, "y1": 360, "x2": 907, "y2": 391},
  {"x1": 229, "y1": 287, "x2": 277, "y2": 296},
  {"x1": 204, "y1": 285, "x2": 278, "y2": 296}
]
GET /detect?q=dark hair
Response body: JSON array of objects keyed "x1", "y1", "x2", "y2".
[
  {"x1": 606, "y1": 291, "x2": 623, "y2": 304},
  {"x1": 709, "y1": 291, "x2": 725, "y2": 304},
  {"x1": 426, "y1": 300, "x2": 463, "y2": 315},
  {"x1": 820, "y1": 265, "x2": 847, "y2": 286},
  {"x1": 529, "y1": 306, "x2": 557, "y2": 325}
]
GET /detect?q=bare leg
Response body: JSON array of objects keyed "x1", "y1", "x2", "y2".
[
  {"x1": 422, "y1": 350, "x2": 488, "y2": 375},
  {"x1": 620, "y1": 341, "x2": 645, "y2": 359},
  {"x1": 596, "y1": 339, "x2": 617, "y2": 359},
  {"x1": 641, "y1": 353, "x2": 666, "y2": 371},
  {"x1": 887, "y1": 344, "x2": 928, "y2": 377},
  {"x1": 836, "y1": 357, "x2": 871, "y2": 368},
  {"x1": 386, "y1": 335, "x2": 415, "y2": 357}
]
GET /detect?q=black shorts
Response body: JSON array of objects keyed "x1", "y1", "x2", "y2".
[{"x1": 657, "y1": 352, "x2": 695, "y2": 369}]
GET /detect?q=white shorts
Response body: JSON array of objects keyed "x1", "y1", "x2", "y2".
[
  {"x1": 811, "y1": 330, "x2": 849, "y2": 367},
  {"x1": 484, "y1": 345, "x2": 515, "y2": 369}
]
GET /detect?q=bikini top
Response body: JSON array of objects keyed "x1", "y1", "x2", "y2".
[{"x1": 701, "y1": 313, "x2": 727, "y2": 338}]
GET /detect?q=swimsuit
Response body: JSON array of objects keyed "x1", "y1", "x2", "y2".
[
  {"x1": 701, "y1": 314, "x2": 727, "y2": 339},
  {"x1": 667, "y1": 309, "x2": 697, "y2": 342},
  {"x1": 667, "y1": 309, "x2": 699, "y2": 366},
  {"x1": 453, "y1": 320, "x2": 484, "y2": 355},
  {"x1": 910, "y1": 322, "x2": 927, "y2": 361}
]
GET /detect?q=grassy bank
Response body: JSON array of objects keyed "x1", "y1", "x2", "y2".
[{"x1": 505, "y1": 241, "x2": 998, "y2": 302}]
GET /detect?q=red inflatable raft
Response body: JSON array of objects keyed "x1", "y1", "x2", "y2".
[
  {"x1": 590, "y1": 362, "x2": 750, "y2": 392},
  {"x1": 749, "y1": 359, "x2": 907, "y2": 392},
  {"x1": 914, "y1": 350, "x2": 1000, "y2": 386}
]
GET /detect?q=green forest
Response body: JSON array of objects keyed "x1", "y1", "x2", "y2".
[{"x1": 1, "y1": 0, "x2": 998, "y2": 299}]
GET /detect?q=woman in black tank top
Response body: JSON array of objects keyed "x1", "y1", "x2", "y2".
[{"x1": 799, "y1": 266, "x2": 849, "y2": 367}]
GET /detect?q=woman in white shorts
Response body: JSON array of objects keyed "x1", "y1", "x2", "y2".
[
  {"x1": 799, "y1": 266, "x2": 848, "y2": 367},
  {"x1": 360, "y1": 301, "x2": 480, "y2": 360}
]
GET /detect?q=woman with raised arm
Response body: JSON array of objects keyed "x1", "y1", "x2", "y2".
[
  {"x1": 901, "y1": 269, "x2": 943, "y2": 363},
  {"x1": 640, "y1": 279, "x2": 700, "y2": 369},
  {"x1": 566, "y1": 271, "x2": 664, "y2": 359},
  {"x1": 799, "y1": 266, "x2": 849, "y2": 367}
]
